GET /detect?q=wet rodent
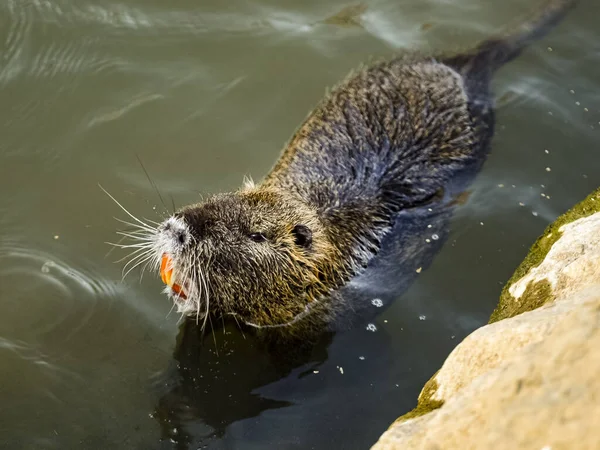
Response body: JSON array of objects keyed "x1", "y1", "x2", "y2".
[{"x1": 120, "y1": 0, "x2": 577, "y2": 328}]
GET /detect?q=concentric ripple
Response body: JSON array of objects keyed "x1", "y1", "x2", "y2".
[{"x1": 0, "y1": 242, "x2": 123, "y2": 342}]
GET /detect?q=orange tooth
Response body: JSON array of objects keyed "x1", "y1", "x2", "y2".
[
  {"x1": 160, "y1": 254, "x2": 173, "y2": 286},
  {"x1": 160, "y1": 254, "x2": 187, "y2": 299},
  {"x1": 171, "y1": 283, "x2": 187, "y2": 299}
]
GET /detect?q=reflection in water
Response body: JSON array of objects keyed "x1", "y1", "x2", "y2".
[
  {"x1": 152, "y1": 168, "x2": 470, "y2": 448},
  {"x1": 154, "y1": 322, "x2": 333, "y2": 448},
  {"x1": 0, "y1": 0, "x2": 597, "y2": 447}
]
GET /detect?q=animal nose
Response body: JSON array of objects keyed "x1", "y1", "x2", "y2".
[
  {"x1": 167, "y1": 226, "x2": 189, "y2": 247},
  {"x1": 178, "y1": 208, "x2": 214, "y2": 240},
  {"x1": 161, "y1": 216, "x2": 190, "y2": 246}
]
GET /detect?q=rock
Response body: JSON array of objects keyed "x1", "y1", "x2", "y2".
[
  {"x1": 490, "y1": 188, "x2": 600, "y2": 323},
  {"x1": 372, "y1": 187, "x2": 600, "y2": 450}
]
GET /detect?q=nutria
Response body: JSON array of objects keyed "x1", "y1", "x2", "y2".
[{"x1": 113, "y1": 0, "x2": 577, "y2": 328}]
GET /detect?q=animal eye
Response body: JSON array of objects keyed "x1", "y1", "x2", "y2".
[{"x1": 249, "y1": 232, "x2": 267, "y2": 243}]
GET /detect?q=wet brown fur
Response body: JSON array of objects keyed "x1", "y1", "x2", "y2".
[{"x1": 152, "y1": 0, "x2": 577, "y2": 328}]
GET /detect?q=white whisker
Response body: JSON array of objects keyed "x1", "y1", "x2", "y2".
[
  {"x1": 120, "y1": 248, "x2": 153, "y2": 270},
  {"x1": 143, "y1": 217, "x2": 162, "y2": 226},
  {"x1": 99, "y1": 184, "x2": 157, "y2": 232},
  {"x1": 116, "y1": 231, "x2": 154, "y2": 241},
  {"x1": 201, "y1": 255, "x2": 212, "y2": 332},
  {"x1": 105, "y1": 241, "x2": 154, "y2": 249},
  {"x1": 114, "y1": 217, "x2": 156, "y2": 233},
  {"x1": 113, "y1": 246, "x2": 151, "y2": 264},
  {"x1": 104, "y1": 234, "x2": 127, "y2": 259},
  {"x1": 122, "y1": 253, "x2": 153, "y2": 280},
  {"x1": 139, "y1": 259, "x2": 152, "y2": 283},
  {"x1": 165, "y1": 299, "x2": 177, "y2": 319},
  {"x1": 208, "y1": 313, "x2": 218, "y2": 355}
]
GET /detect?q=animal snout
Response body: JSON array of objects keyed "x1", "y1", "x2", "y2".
[
  {"x1": 161, "y1": 216, "x2": 190, "y2": 247},
  {"x1": 176, "y1": 208, "x2": 216, "y2": 240}
]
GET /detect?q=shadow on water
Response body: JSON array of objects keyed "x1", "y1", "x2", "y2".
[{"x1": 150, "y1": 166, "x2": 476, "y2": 449}]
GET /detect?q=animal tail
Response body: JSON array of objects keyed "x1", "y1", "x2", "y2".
[{"x1": 445, "y1": 0, "x2": 578, "y2": 76}]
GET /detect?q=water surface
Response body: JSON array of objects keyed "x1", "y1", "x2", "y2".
[{"x1": 1, "y1": 0, "x2": 598, "y2": 449}]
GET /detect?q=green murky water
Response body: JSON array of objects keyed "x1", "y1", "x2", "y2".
[{"x1": 0, "y1": 0, "x2": 597, "y2": 448}]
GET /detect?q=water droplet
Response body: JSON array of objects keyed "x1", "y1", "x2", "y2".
[
  {"x1": 497, "y1": 184, "x2": 504, "y2": 188},
  {"x1": 545, "y1": 167, "x2": 551, "y2": 172},
  {"x1": 416, "y1": 267, "x2": 422, "y2": 273},
  {"x1": 366, "y1": 323, "x2": 377, "y2": 332},
  {"x1": 419, "y1": 315, "x2": 426, "y2": 321},
  {"x1": 425, "y1": 238, "x2": 431, "y2": 243},
  {"x1": 431, "y1": 234, "x2": 439, "y2": 240},
  {"x1": 544, "y1": 149, "x2": 549, "y2": 154},
  {"x1": 359, "y1": 356, "x2": 365, "y2": 360},
  {"x1": 519, "y1": 202, "x2": 525, "y2": 207},
  {"x1": 371, "y1": 298, "x2": 383, "y2": 308},
  {"x1": 547, "y1": 46, "x2": 553, "y2": 52},
  {"x1": 532, "y1": 211, "x2": 539, "y2": 217}
]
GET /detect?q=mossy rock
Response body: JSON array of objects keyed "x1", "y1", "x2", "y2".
[
  {"x1": 489, "y1": 186, "x2": 600, "y2": 323},
  {"x1": 394, "y1": 376, "x2": 444, "y2": 423},
  {"x1": 394, "y1": 186, "x2": 600, "y2": 425}
]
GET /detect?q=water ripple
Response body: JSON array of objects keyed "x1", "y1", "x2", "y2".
[
  {"x1": 1, "y1": 1, "x2": 33, "y2": 83},
  {"x1": 24, "y1": 1, "x2": 272, "y2": 34},
  {"x1": 0, "y1": 242, "x2": 122, "y2": 340},
  {"x1": 86, "y1": 92, "x2": 165, "y2": 128},
  {"x1": 0, "y1": 335, "x2": 82, "y2": 384}
]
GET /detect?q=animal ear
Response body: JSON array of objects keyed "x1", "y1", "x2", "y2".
[
  {"x1": 242, "y1": 174, "x2": 255, "y2": 190},
  {"x1": 292, "y1": 224, "x2": 312, "y2": 248}
]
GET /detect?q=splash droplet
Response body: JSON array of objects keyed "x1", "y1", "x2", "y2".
[{"x1": 371, "y1": 298, "x2": 383, "y2": 308}]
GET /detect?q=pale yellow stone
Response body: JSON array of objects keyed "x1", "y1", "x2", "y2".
[{"x1": 372, "y1": 210, "x2": 600, "y2": 450}]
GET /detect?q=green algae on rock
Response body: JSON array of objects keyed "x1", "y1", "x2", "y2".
[
  {"x1": 489, "y1": 187, "x2": 600, "y2": 323},
  {"x1": 393, "y1": 376, "x2": 444, "y2": 423},
  {"x1": 383, "y1": 187, "x2": 600, "y2": 430}
]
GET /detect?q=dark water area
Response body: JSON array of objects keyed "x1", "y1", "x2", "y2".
[{"x1": 0, "y1": 0, "x2": 598, "y2": 449}]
